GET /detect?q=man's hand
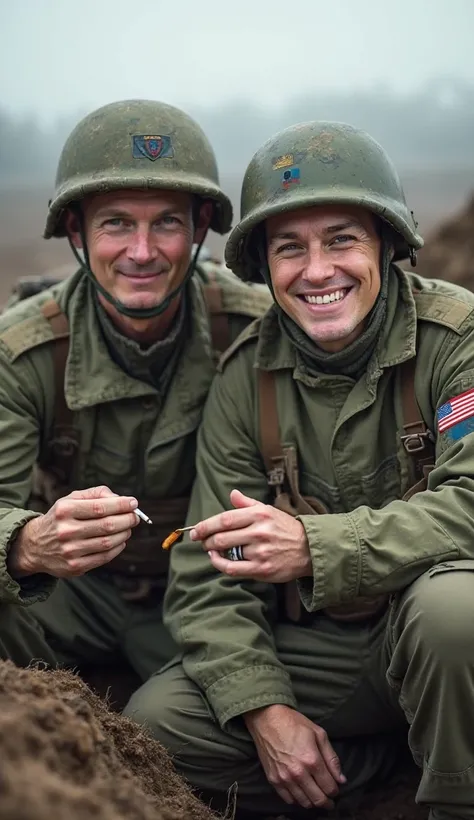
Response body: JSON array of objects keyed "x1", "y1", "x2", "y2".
[
  {"x1": 8, "y1": 485, "x2": 139, "y2": 578},
  {"x1": 244, "y1": 704, "x2": 346, "y2": 810},
  {"x1": 190, "y1": 489, "x2": 311, "y2": 582}
]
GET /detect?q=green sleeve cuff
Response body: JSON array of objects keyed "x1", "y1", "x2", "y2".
[
  {"x1": 204, "y1": 664, "x2": 297, "y2": 730},
  {"x1": 296, "y1": 513, "x2": 361, "y2": 612},
  {"x1": 1, "y1": 510, "x2": 57, "y2": 605}
]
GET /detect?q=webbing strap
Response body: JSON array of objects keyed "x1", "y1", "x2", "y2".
[
  {"x1": 41, "y1": 299, "x2": 71, "y2": 433},
  {"x1": 398, "y1": 356, "x2": 435, "y2": 495},
  {"x1": 202, "y1": 281, "x2": 231, "y2": 355},
  {"x1": 258, "y1": 369, "x2": 285, "y2": 479},
  {"x1": 39, "y1": 299, "x2": 79, "y2": 485}
]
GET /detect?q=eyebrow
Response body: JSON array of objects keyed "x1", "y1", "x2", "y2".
[
  {"x1": 267, "y1": 220, "x2": 364, "y2": 246},
  {"x1": 267, "y1": 230, "x2": 300, "y2": 245},
  {"x1": 93, "y1": 206, "x2": 186, "y2": 220},
  {"x1": 325, "y1": 220, "x2": 363, "y2": 234}
]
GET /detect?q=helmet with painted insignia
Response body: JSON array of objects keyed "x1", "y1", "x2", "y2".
[
  {"x1": 44, "y1": 99, "x2": 232, "y2": 238},
  {"x1": 225, "y1": 120, "x2": 424, "y2": 282}
]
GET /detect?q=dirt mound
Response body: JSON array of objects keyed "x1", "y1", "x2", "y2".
[
  {"x1": 416, "y1": 193, "x2": 474, "y2": 290},
  {"x1": 0, "y1": 661, "x2": 220, "y2": 820}
]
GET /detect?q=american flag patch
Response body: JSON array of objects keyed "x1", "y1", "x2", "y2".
[{"x1": 437, "y1": 388, "x2": 474, "y2": 433}]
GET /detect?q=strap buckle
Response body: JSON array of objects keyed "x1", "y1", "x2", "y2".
[
  {"x1": 401, "y1": 423, "x2": 433, "y2": 454},
  {"x1": 267, "y1": 465, "x2": 285, "y2": 487}
]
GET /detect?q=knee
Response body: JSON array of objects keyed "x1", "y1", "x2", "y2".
[
  {"x1": 401, "y1": 561, "x2": 474, "y2": 664},
  {"x1": 123, "y1": 669, "x2": 182, "y2": 751}
]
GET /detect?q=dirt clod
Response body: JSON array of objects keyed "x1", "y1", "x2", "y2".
[
  {"x1": 0, "y1": 660, "x2": 220, "y2": 820},
  {"x1": 416, "y1": 192, "x2": 474, "y2": 291}
]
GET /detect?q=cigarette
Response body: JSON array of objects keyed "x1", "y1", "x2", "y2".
[
  {"x1": 135, "y1": 508, "x2": 153, "y2": 525},
  {"x1": 161, "y1": 524, "x2": 197, "y2": 550}
]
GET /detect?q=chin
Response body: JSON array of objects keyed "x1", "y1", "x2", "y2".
[
  {"x1": 308, "y1": 325, "x2": 356, "y2": 346},
  {"x1": 116, "y1": 291, "x2": 165, "y2": 309}
]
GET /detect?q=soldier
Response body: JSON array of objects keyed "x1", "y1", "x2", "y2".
[
  {"x1": 0, "y1": 101, "x2": 270, "y2": 695},
  {"x1": 127, "y1": 122, "x2": 474, "y2": 819}
]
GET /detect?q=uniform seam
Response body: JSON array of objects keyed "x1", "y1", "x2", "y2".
[{"x1": 204, "y1": 663, "x2": 290, "y2": 691}]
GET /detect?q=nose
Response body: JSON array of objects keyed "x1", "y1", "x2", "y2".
[
  {"x1": 126, "y1": 227, "x2": 158, "y2": 265},
  {"x1": 304, "y1": 244, "x2": 335, "y2": 286}
]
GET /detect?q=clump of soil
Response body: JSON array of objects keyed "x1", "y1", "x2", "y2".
[
  {"x1": 354, "y1": 766, "x2": 427, "y2": 820},
  {"x1": 0, "y1": 659, "x2": 430, "y2": 820},
  {"x1": 416, "y1": 193, "x2": 474, "y2": 291},
  {"x1": 0, "y1": 660, "x2": 221, "y2": 820}
]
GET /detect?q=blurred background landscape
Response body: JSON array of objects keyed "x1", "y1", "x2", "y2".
[{"x1": 1, "y1": 0, "x2": 473, "y2": 303}]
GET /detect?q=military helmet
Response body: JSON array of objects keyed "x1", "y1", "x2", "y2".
[
  {"x1": 44, "y1": 99, "x2": 232, "y2": 238},
  {"x1": 225, "y1": 121, "x2": 423, "y2": 280}
]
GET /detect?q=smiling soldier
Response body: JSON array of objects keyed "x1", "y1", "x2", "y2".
[
  {"x1": 0, "y1": 100, "x2": 271, "y2": 704},
  {"x1": 127, "y1": 122, "x2": 474, "y2": 819}
]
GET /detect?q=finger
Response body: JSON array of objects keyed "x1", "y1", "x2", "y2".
[
  {"x1": 294, "y1": 773, "x2": 335, "y2": 810},
  {"x1": 274, "y1": 785, "x2": 294, "y2": 805},
  {"x1": 56, "y1": 495, "x2": 138, "y2": 521},
  {"x1": 316, "y1": 730, "x2": 347, "y2": 785},
  {"x1": 62, "y1": 528, "x2": 134, "y2": 559},
  {"x1": 58, "y1": 512, "x2": 139, "y2": 543},
  {"x1": 191, "y1": 507, "x2": 259, "y2": 541},
  {"x1": 201, "y1": 529, "x2": 259, "y2": 554},
  {"x1": 306, "y1": 761, "x2": 339, "y2": 802},
  {"x1": 229, "y1": 489, "x2": 262, "y2": 509},
  {"x1": 68, "y1": 485, "x2": 117, "y2": 500},
  {"x1": 285, "y1": 781, "x2": 319, "y2": 810},
  {"x1": 208, "y1": 549, "x2": 265, "y2": 579},
  {"x1": 63, "y1": 541, "x2": 129, "y2": 576}
]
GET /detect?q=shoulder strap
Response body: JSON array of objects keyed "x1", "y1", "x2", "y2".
[
  {"x1": 398, "y1": 356, "x2": 436, "y2": 499},
  {"x1": 202, "y1": 279, "x2": 231, "y2": 355},
  {"x1": 39, "y1": 299, "x2": 79, "y2": 483},
  {"x1": 258, "y1": 369, "x2": 286, "y2": 488},
  {"x1": 41, "y1": 299, "x2": 71, "y2": 432}
]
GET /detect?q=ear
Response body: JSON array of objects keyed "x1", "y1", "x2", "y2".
[
  {"x1": 64, "y1": 208, "x2": 83, "y2": 249},
  {"x1": 193, "y1": 200, "x2": 213, "y2": 244}
]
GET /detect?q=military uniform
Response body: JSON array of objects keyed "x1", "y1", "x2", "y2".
[
  {"x1": 0, "y1": 99, "x2": 271, "y2": 687},
  {"x1": 125, "y1": 123, "x2": 474, "y2": 820},
  {"x1": 0, "y1": 264, "x2": 270, "y2": 674}
]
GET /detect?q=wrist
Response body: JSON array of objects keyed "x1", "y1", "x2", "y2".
[
  {"x1": 244, "y1": 703, "x2": 292, "y2": 732},
  {"x1": 7, "y1": 518, "x2": 40, "y2": 578},
  {"x1": 298, "y1": 523, "x2": 312, "y2": 577}
]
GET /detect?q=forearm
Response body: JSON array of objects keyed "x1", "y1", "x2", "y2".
[
  {"x1": 298, "y1": 480, "x2": 471, "y2": 612},
  {"x1": 0, "y1": 508, "x2": 54, "y2": 605}
]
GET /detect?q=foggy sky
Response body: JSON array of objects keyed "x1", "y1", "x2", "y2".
[{"x1": 1, "y1": 0, "x2": 473, "y2": 122}]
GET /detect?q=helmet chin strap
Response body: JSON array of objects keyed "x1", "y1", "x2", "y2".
[{"x1": 67, "y1": 209, "x2": 207, "y2": 320}]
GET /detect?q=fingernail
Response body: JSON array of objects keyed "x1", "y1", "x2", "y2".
[
  {"x1": 129, "y1": 498, "x2": 138, "y2": 509},
  {"x1": 339, "y1": 773, "x2": 347, "y2": 783}
]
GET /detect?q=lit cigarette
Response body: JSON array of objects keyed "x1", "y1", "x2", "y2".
[
  {"x1": 135, "y1": 508, "x2": 153, "y2": 524},
  {"x1": 161, "y1": 524, "x2": 197, "y2": 550}
]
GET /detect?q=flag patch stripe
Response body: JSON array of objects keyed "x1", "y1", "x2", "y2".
[{"x1": 437, "y1": 388, "x2": 474, "y2": 433}]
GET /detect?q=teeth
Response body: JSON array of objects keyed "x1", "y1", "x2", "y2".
[{"x1": 304, "y1": 289, "x2": 345, "y2": 305}]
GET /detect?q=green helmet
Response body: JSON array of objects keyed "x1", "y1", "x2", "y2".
[
  {"x1": 44, "y1": 99, "x2": 232, "y2": 238},
  {"x1": 225, "y1": 121, "x2": 423, "y2": 281}
]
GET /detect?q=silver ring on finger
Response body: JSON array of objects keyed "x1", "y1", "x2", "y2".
[{"x1": 227, "y1": 545, "x2": 245, "y2": 561}]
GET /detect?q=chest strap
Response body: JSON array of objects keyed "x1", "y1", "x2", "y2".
[
  {"x1": 398, "y1": 357, "x2": 436, "y2": 498},
  {"x1": 257, "y1": 358, "x2": 436, "y2": 624},
  {"x1": 202, "y1": 275, "x2": 231, "y2": 355},
  {"x1": 38, "y1": 299, "x2": 80, "y2": 485}
]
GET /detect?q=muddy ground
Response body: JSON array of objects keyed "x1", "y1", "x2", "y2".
[
  {"x1": 0, "y1": 660, "x2": 426, "y2": 820},
  {"x1": 1, "y1": 173, "x2": 473, "y2": 820}
]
